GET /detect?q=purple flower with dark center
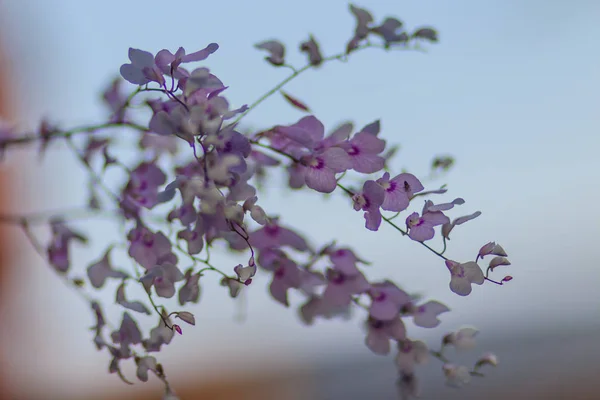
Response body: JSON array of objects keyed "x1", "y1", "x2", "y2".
[
  {"x1": 254, "y1": 40, "x2": 286, "y2": 66},
  {"x1": 368, "y1": 280, "x2": 411, "y2": 321},
  {"x1": 128, "y1": 226, "x2": 177, "y2": 270},
  {"x1": 177, "y1": 219, "x2": 204, "y2": 255},
  {"x1": 365, "y1": 317, "x2": 406, "y2": 355},
  {"x1": 395, "y1": 339, "x2": 429, "y2": 374},
  {"x1": 445, "y1": 260, "x2": 485, "y2": 296},
  {"x1": 327, "y1": 247, "x2": 363, "y2": 275},
  {"x1": 140, "y1": 263, "x2": 184, "y2": 298},
  {"x1": 250, "y1": 220, "x2": 309, "y2": 252},
  {"x1": 405, "y1": 201, "x2": 453, "y2": 242},
  {"x1": 352, "y1": 180, "x2": 385, "y2": 231},
  {"x1": 148, "y1": 104, "x2": 197, "y2": 145},
  {"x1": 120, "y1": 48, "x2": 165, "y2": 86},
  {"x1": 256, "y1": 247, "x2": 289, "y2": 271},
  {"x1": 319, "y1": 268, "x2": 370, "y2": 313},
  {"x1": 341, "y1": 130, "x2": 386, "y2": 173},
  {"x1": 269, "y1": 259, "x2": 302, "y2": 306},
  {"x1": 301, "y1": 147, "x2": 352, "y2": 193},
  {"x1": 168, "y1": 203, "x2": 197, "y2": 226},
  {"x1": 376, "y1": 172, "x2": 424, "y2": 212},
  {"x1": 123, "y1": 162, "x2": 167, "y2": 210}
]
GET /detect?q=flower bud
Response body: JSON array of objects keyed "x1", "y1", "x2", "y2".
[
  {"x1": 175, "y1": 311, "x2": 195, "y2": 326},
  {"x1": 173, "y1": 324, "x2": 182, "y2": 335},
  {"x1": 475, "y1": 352, "x2": 498, "y2": 369},
  {"x1": 489, "y1": 256, "x2": 511, "y2": 269}
]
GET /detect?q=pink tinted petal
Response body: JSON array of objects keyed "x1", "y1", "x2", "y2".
[
  {"x1": 87, "y1": 252, "x2": 127, "y2": 288},
  {"x1": 463, "y1": 262, "x2": 485, "y2": 284},
  {"x1": 328, "y1": 122, "x2": 353, "y2": 143},
  {"x1": 364, "y1": 208, "x2": 382, "y2": 231},
  {"x1": 370, "y1": 298, "x2": 399, "y2": 321},
  {"x1": 426, "y1": 198, "x2": 465, "y2": 212},
  {"x1": 182, "y1": 43, "x2": 219, "y2": 62},
  {"x1": 450, "y1": 276, "x2": 472, "y2": 296},
  {"x1": 389, "y1": 318, "x2": 407, "y2": 340},
  {"x1": 287, "y1": 163, "x2": 306, "y2": 189},
  {"x1": 278, "y1": 227, "x2": 309, "y2": 251},
  {"x1": 391, "y1": 173, "x2": 424, "y2": 197},
  {"x1": 330, "y1": 248, "x2": 360, "y2": 275},
  {"x1": 321, "y1": 147, "x2": 352, "y2": 172},
  {"x1": 413, "y1": 301, "x2": 450, "y2": 328},
  {"x1": 351, "y1": 154, "x2": 385, "y2": 174},
  {"x1": 277, "y1": 116, "x2": 324, "y2": 148},
  {"x1": 155, "y1": 279, "x2": 176, "y2": 298},
  {"x1": 129, "y1": 48, "x2": 154, "y2": 66},
  {"x1": 366, "y1": 329, "x2": 391, "y2": 355},
  {"x1": 347, "y1": 273, "x2": 371, "y2": 294},
  {"x1": 305, "y1": 167, "x2": 337, "y2": 193},
  {"x1": 129, "y1": 244, "x2": 158, "y2": 270},
  {"x1": 269, "y1": 277, "x2": 290, "y2": 306},
  {"x1": 454, "y1": 211, "x2": 481, "y2": 225},
  {"x1": 360, "y1": 120, "x2": 380, "y2": 135},
  {"x1": 422, "y1": 211, "x2": 450, "y2": 226},
  {"x1": 321, "y1": 283, "x2": 353, "y2": 309},
  {"x1": 363, "y1": 180, "x2": 385, "y2": 207},
  {"x1": 373, "y1": 281, "x2": 411, "y2": 306},
  {"x1": 120, "y1": 64, "x2": 148, "y2": 85},
  {"x1": 408, "y1": 225, "x2": 435, "y2": 242},
  {"x1": 154, "y1": 50, "x2": 175, "y2": 71},
  {"x1": 381, "y1": 191, "x2": 409, "y2": 212},
  {"x1": 351, "y1": 131, "x2": 386, "y2": 154}
]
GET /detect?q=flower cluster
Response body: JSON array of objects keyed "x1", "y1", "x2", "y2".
[{"x1": 0, "y1": 4, "x2": 513, "y2": 399}]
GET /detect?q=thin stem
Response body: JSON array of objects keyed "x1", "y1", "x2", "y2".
[
  {"x1": 248, "y1": 141, "x2": 450, "y2": 262},
  {"x1": 2, "y1": 121, "x2": 147, "y2": 148},
  {"x1": 230, "y1": 43, "x2": 422, "y2": 127},
  {"x1": 336, "y1": 183, "x2": 449, "y2": 261},
  {"x1": 65, "y1": 136, "x2": 120, "y2": 202}
]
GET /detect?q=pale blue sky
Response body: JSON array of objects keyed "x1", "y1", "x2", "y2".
[{"x1": 1, "y1": 0, "x2": 599, "y2": 397}]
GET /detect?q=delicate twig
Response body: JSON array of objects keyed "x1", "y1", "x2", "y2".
[
  {"x1": 2, "y1": 121, "x2": 147, "y2": 148},
  {"x1": 230, "y1": 43, "x2": 423, "y2": 127}
]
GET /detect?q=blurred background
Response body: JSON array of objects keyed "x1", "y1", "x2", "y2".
[{"x1": 0, "y1": 0, "x2": 599, "y2": 399}]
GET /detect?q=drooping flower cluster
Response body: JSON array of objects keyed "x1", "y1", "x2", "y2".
[{"x1": 0, "y1": 4, "x2": 513, "y2": 399}]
